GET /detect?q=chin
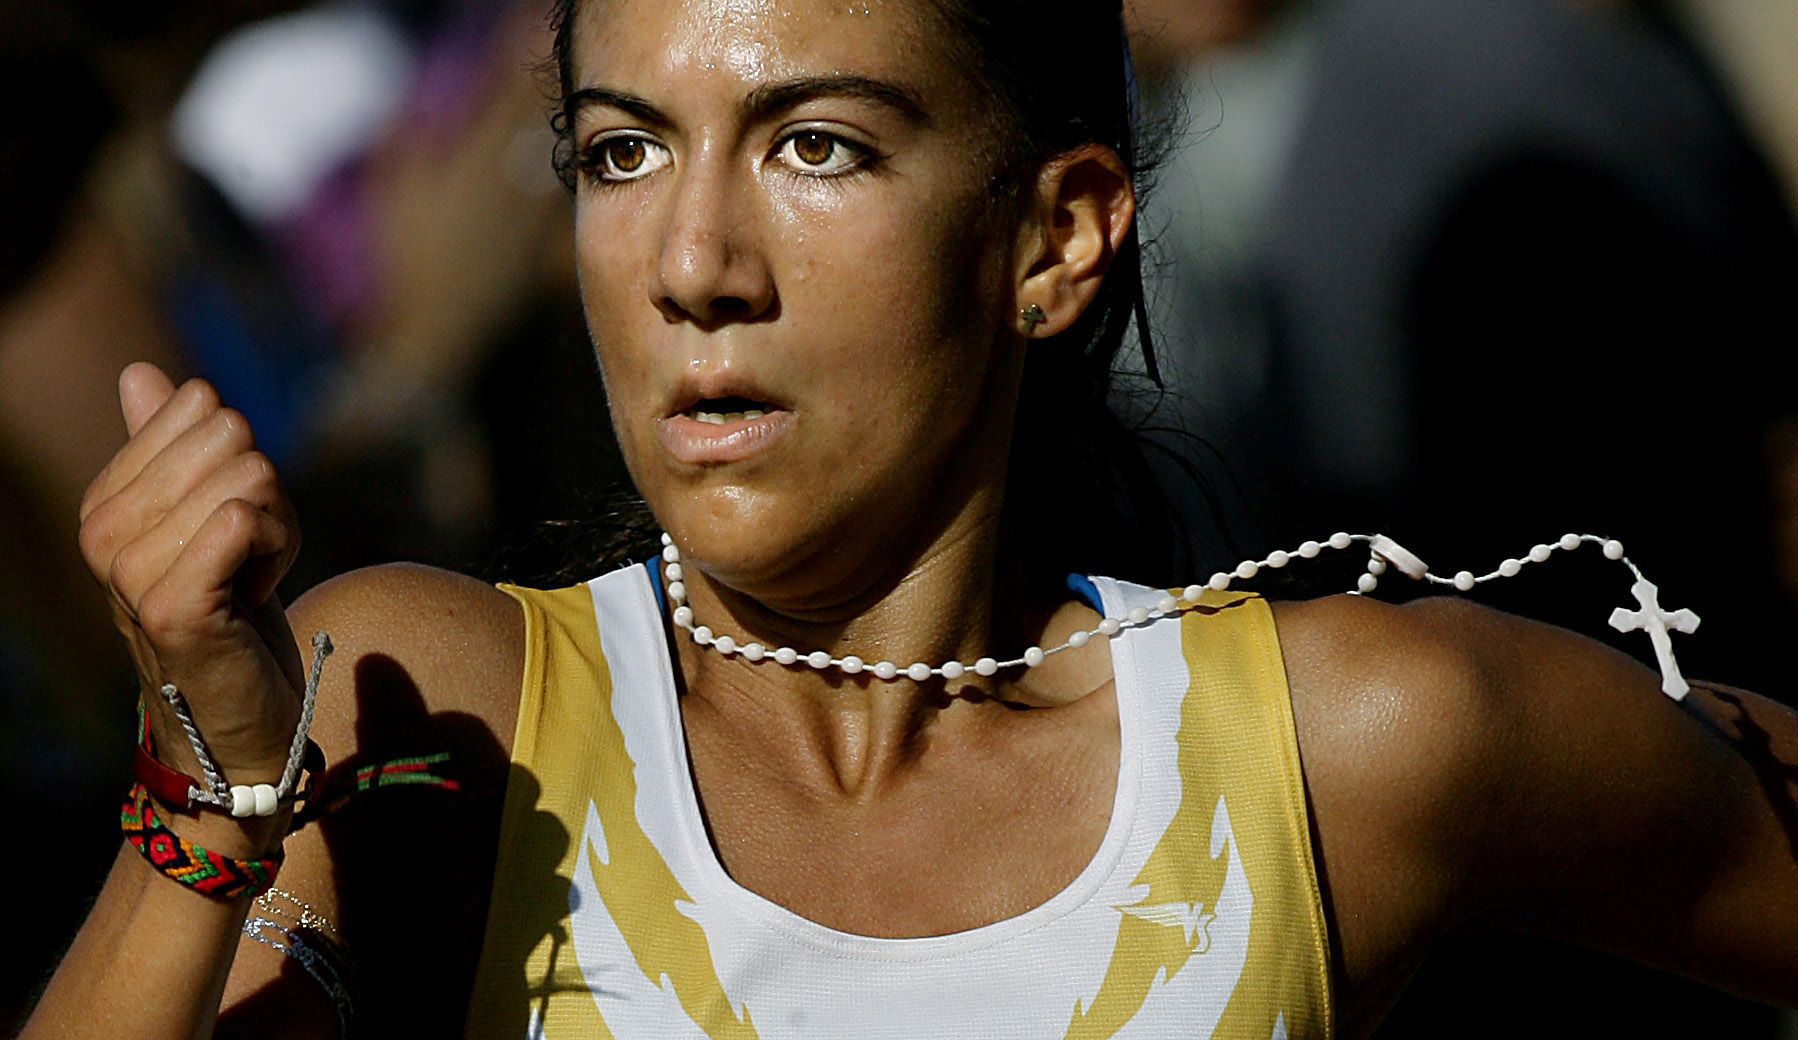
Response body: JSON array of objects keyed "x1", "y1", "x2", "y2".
[{"x1": 658, "y1": 487, "x2": 822, "y2": 586}]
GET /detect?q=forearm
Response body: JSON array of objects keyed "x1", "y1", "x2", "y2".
[{"x1": 22, "y1": 811, "x2": 288, "y2": 1040}]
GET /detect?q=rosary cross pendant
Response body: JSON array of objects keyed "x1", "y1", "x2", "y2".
[{"x1": 1609, "y1": 577, "x2": 1701, "y2": 700}]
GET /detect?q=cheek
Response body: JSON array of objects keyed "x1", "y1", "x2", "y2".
[
  {"x1": 782, "y1": 186, "x2": 997, "y2": 357},
  {"x1": 864, "y1": 205, "x2": 1008, "y2": 397},
  {"x1": 575, "y1": 206, "x2": 661, "y2": 388},
  {"x1": 572, "y1": 205, "x2": 675, "y2": 488},
  {"x1": 797, "y1": 204, "x2": 1013, "y2": 481}
]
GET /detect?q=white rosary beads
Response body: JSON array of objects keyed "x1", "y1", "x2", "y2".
[{"x1": 659, "y1": 530, "x2": 1701, "y2": 700}]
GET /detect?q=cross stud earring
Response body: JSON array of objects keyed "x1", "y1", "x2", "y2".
[{"x1": 1019, "y1": 304, "x2": 1047, "y2": 335}]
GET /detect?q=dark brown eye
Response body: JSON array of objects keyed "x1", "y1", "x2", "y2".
[
  {"x1": 583, "y1": 133, "x2": 669, "y2": 183},
  {"x1": 775, "y1": 130, "x2": 868, "y2": 176},
  {"x1": 607, "y1": 138, "x2": 647, "y2": 173},
  {"x1": 791, "y1": 131, "x2": 834, "y2": 166}
]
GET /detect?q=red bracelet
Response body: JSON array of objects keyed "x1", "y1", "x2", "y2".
[
  {"x1": 132, "y1": 695, "x2": 324, "y2": 817},
  {"x1": 121, "y1": 782, "x2": 283, "y2": 899}
]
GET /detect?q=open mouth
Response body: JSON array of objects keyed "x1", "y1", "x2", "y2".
[
  {"x1": 682, "y1": 395, "x2": 774, "y2": 425},
  {"x1": 658, "y1": 389, "x2": 793, "y2": 464}
]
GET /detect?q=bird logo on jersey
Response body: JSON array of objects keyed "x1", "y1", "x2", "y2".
[{"x1": 1112, "y1": 899, "x2": 1217, "y2": 952}]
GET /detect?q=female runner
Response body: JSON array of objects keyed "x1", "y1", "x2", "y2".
[{"x1": 24, "y1": 0, "x2": 1798, "y2": 1036}]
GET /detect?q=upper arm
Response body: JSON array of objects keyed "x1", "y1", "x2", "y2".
[
  {"x1": 1277, "y1": 594, "x2": 1798, "y2": 1031},
  {"x1": 1455, "y1": 611, "x2": 1798, "y2": 1002},
  {"x1": 217, "y1": 564, "x2": 525, "y2": 1037}
]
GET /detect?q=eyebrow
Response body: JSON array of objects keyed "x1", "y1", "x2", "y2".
[
  {"x1": 564, "y1": 73, "x2": 931, "y2": 129},
  {"x1": 743, "y1": 74, "x2": 930, "y2": 126}
]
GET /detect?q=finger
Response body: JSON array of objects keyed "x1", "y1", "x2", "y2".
[
  {"x1": 87, "y1": 406, "x2": 259, "y2": 557},
  {"x1": 81, "y1": 377, "x2": 229, "y2": 523},
  {"x1": 135, "y1": 499, "x2": 294, "y2": 650},
  {"x1": 104, "y1": 451, "x2": 290, "y2": 614},
  {"x1": 236, "y1": 525, "x2": 299, "y2": 607},
  {"x1": 172, "y1": 451, "x2": 298, "y2": 607},
  {"x1": 81, "y1": 400, "x2": 246, "y2": 584},
  {"x1": 119, "y1": 362, "x2": 177, "y2": 436}
]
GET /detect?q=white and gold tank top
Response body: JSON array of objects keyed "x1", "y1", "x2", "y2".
[{"x1": 465, "y1": 565, "x2": 1332, "y2": 1039}]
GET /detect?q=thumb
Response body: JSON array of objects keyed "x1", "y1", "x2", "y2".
[{"x1": 118, "y1": 362, "x2": 177, "y2": 437}]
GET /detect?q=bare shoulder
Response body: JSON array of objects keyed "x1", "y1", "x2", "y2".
[
  {"x1": 217, "y1": 565, "x2": 525, "y2": 1036},
  {"x1": 1268, "y1": 595, "x2": 1510, "y2": 955},
  {"x1": 1272, "y1": 592, "x2": 1657, "y2": 805},
  {"x1": 287, "y1": 562, "x2": 525, "y2": 756},
  {"x1": 1269, "y1": 592, "x2": 1798, "y2": 1033},
  {"x1": 1271, "y1": 595, "x2": 1523, "y2": 833},
  {"x1": 1272, "y1": 592, "x2": 1689, "y2": 849},
  {"x1": 1272, "y1": 591, "x2": 1505, "y2": 736}
]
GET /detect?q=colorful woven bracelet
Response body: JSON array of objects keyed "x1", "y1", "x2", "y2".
[
  {"x1": 296, "y1": 751, "x2": 460, "y2": 826},
  {"x1": 121, "y1": 781, "x2": 283, "y2": 899}
]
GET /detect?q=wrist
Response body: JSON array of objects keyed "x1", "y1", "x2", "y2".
[
  {"x1": 122, "y1": 783, "x2": 284, "y2": 899},
  {"x1": 137, "y1": 695, "x2": 323, "y2": 819},
  {"x1": 117, "y1": 634, "x2": 335, "y2": 900},
  {"x1": 135, "y1": 632, "x2": 333, "y2": 821},
  {"x1": 142, "y1": 692, "x2": 296, "y2": 785},
  {"x1": 143, "y1": 786, "x2": 293, "y2": 860}
]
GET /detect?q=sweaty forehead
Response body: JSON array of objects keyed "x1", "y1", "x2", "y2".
[{"x1": 571, "y1": 0, "x2": 954, "y2": 100}]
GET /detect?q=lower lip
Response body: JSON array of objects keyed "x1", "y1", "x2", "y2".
[{"x1": 655, "y1": 410, "x2": 795, "y2": 465}]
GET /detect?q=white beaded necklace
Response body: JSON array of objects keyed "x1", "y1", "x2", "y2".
[{"x1": 658, "y1": 529, "x2": 1703, "y2": 700}]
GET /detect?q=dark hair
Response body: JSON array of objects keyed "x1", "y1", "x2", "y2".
[
  {"x1": 916, "y1": 1, "x2": 1194, "y2": 589},
  {"x1": 511, "y1": 0, "x2": 1204, "y2": 589}
]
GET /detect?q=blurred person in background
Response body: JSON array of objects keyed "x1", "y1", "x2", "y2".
[
  {"x1": 10, "y1": 0, "x2": 1798, "y2": 1029},
  {"x1": 1125, "y1": 0, "x2": 1798, "y2": 1035},
  {"x1": 3, "y1": 0, "x2": 1783, "y2": 1029},
  {"x1": 0, "y1": 0, "x2": 613, "y2": 1023},
  {"x1": 2, "y1": 0, "x2": 291, "y2": 1019}
]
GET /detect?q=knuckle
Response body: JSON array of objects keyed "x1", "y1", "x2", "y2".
[
  {"x1": 77, "y1": 510, "x2": 112, "y2": 568},
  {"x1": 238, "y1": 450, "x2": 279, "y2": 490},
  {"x1": 80, "y1": 536, "x2": 115, "y2": 585},
  {"x1": 79, "y1": 496, "x2": 146, "y2": 574},
  {"x1": 178, "y1": 378, "x2": 222, "y2": 414},
  {"x1": 135, "y1": 583, "x2": 184, "y2": 640},
  {"x1": 213, "y1": 408, "x2": 257, "y2": 452},
  {"x1": 107, "y1": 543, "x2": 146, "y2": 603},
  {"x1": 214, "y1": 497, "x2": 259, "y2": 532},
  {"x1": 78, "y1": 467, "x2": 110, "y2": 521}
]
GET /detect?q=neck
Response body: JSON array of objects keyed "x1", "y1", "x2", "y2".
[{"x1": 667, "y1": 508, "x2": 1108, "y2": 797}]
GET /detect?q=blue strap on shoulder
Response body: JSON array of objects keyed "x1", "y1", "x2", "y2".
[
  {"x1": 645, "y1": 558, "x2": 669, "y2": 620},
  {"x1": 1066, "y1": 573, "x2": 1104, "y2": 613}
]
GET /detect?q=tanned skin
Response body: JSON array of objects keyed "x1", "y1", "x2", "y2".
[{"x1": 21, "y1": 0, "x2": 1798, "y2": 1035}]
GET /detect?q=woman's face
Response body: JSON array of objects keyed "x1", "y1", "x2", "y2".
[{"x1": 566, "y1": 0, "x2": 1029, "y2": 605}]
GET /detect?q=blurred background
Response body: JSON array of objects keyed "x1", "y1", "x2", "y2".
[{"x1": 2, "y1": 0, "x2": 1794, "y2": 1033}]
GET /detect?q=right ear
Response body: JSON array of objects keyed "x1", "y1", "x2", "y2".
[{"x1": 1007, "y1": 144, "x2": 1136, "y2": 341}]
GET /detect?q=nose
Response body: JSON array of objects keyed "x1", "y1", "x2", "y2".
[{"x1": 651, "y1": 149, "x2": 776, "y2": 327}]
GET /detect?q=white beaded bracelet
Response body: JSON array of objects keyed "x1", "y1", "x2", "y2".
[{"x1": 157, "y1": 631, "x2": 334, "y2": 818}]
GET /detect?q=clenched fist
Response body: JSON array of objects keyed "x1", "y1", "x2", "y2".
[{"x1": 78, "y1": 363, "x2": 306, "y2": 794}]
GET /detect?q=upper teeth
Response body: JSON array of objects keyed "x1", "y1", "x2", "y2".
[{"x1": 693, "y1": 410, "x2": 766, "y2": 424}]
